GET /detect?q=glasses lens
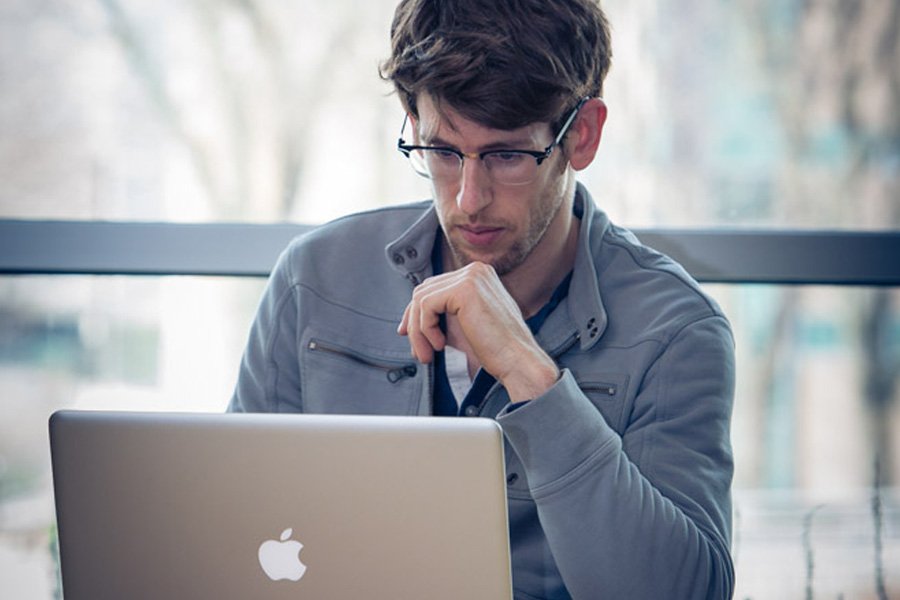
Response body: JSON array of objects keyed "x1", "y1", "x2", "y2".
[
  {"x1": 404, "y1": 147, "x2": 540, "y2": 186},
  {"x1": 406, "y1": 148, "x2": 431, "y2": 178},
  {"x1": 420, "y1": 149, "x2": 461, "y2": 181},
  {"x1": 483, "y1": 152, "x2": 538, "y2": 186}
]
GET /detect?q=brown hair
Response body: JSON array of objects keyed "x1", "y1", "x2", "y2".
[{"x1": 380, "y1": 0, "x2": 612, "y2": 131}]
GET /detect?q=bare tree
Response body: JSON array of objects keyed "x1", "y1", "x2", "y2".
[{"x1": 96, "y1": 0, "x2": 366, "y2": 219}]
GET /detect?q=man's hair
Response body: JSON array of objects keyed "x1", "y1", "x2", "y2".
[{"x1": 380, "y1": 0, "x2": 612, "y2": 131}]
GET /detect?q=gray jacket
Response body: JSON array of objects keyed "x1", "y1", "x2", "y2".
[{"x1": 230, "y1": 184, "x2": 736, "y2": 599}]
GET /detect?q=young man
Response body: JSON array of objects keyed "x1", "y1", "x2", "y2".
[{"x1": 230, "y1": 0, "x2": 736, "y2": 597}]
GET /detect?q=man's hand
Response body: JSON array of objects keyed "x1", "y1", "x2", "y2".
[{"x1": 397, "y1": 262, "x2": 559, "y2": 403}]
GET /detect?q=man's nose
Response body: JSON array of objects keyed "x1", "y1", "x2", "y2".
[{"x1": 456, "y1": 155, "x2": 492, "y2": 215}]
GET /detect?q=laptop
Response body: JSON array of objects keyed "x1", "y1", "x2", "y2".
[{"x1": 49, "y1": 410, "x2": 513, "y2": 600}]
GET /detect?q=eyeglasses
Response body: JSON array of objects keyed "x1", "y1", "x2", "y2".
[{"x1": 397, "y1": 97, "x2": 589, "y2": 187}]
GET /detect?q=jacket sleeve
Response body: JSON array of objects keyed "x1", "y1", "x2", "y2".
[
  {"x1": 497, "y1": 314, "x2": 735, "y2": 599},
  {"x1": 228, "y1": 244, "x2": 302, "y2": 414}
]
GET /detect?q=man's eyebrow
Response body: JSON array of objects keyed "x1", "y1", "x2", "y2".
[
  {"x1": 423, "y1": 135, "x2": 538, "y2": 151},
  {"x1": 419, "y1": 135, "x2": 457, "y2": 148}
]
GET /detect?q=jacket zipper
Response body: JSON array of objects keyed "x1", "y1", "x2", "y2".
[
  {"x1": 553, "y1": 334, "x2": 618, "y2": 396},
  {"x1": 581, "y1": 383, "x2": 617, "y2": 396},
  {"x1": 549, "y1": 331, "x2": 582, "y2": 361},
  {"x1": 307, "y1": 340, "x2": 418, "y2": 383}
]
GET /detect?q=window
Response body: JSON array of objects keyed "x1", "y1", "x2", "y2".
[
  {"x1": 2, "y1": 0, "x2": 896, "y2": 228},
  {"x1": 1, "y1": 0, "x2": 897, "y2": 598},
  {"x1": 705, "y1": 284, "x2": 900, "y2": 598}
]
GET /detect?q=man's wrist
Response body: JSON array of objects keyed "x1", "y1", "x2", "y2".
[{"x1": 503, "y1": 353, "x2": 560, "y2": 404}]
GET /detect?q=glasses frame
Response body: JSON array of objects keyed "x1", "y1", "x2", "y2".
[{"x1": 396, "y1": 97, "x2": 590, "y2": 186}]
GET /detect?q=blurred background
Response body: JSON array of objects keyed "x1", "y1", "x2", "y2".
[{"x1": 0, "y1": 0, "x2": 898, "y2": 598}]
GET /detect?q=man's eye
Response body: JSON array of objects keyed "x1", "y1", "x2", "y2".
[
  {"x1": 430, "y1": 149, "x2": 459, "y2": 162},
  {"x1": 488, "y1": 152, "x2": 527, "y2": 164}
]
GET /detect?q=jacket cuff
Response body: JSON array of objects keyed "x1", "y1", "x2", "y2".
[{"x1": 497, "y1": 368, "x2": 620, "y2": 491}]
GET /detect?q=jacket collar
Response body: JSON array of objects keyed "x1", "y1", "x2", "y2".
[
  {"x1": 384, "y1": 206, "x2": 440, "y2": 286},
  {"x1": 384, "y1": 182, "x2": 608, "y2": 352},
  {"x1": 551, "y1": 182, "x2": 608, "y2": 353}
]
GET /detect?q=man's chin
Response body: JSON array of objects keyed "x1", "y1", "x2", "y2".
[
  {"x1": 448, "y1": 243, "x2": 524, "y2": 277},
  {"x1": 448, "y1": 243, "x2": 492, "y2": 269}
]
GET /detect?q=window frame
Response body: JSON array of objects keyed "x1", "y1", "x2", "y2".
[{"x1": 0, "y1": 219, "x2": 898, "y2": 285}]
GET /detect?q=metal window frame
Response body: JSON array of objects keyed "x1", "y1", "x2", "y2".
[{"x1": 1, "y1": 219, "x2": 898, "y2": 285}]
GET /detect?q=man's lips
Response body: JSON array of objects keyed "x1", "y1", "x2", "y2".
[{"x1": 457, "y1": 225, "x2": 505, "y2": 247}]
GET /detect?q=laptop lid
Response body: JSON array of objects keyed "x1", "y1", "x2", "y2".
[{"x1": 49, "y1": 410, "x2": 513, "y2": 600}]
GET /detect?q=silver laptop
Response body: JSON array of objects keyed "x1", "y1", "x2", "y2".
[{"x1": 49, "y1": 410, "x2": 513, "y2": 600}]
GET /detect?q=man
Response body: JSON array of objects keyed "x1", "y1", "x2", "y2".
[{"x1": 230, "y1": 0, "x2": 736, "y2": 597}]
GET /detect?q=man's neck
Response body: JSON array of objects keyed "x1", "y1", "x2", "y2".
[{"x1": 502, "y1": 202, "x2": 579, "y2": 319}]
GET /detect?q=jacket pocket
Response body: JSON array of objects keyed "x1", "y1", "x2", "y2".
[
  {"x1": 577, "y1": 374, "x2": 630, "y2": 435},
  {"x1": 299, "y1": 331, "x2": 422, "y2": 415}
]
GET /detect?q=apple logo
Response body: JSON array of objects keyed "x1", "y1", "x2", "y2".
[{"x1": 258, "y1": 528, "x2": 307, "y2": 582}]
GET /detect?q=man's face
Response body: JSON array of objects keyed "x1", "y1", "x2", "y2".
[{"x1": 413, "y1": 95, "x2": 573, "y2": 276}]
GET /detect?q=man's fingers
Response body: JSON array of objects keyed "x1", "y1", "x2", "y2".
[
  {"x1": 397, "y1": 303, "x2": 411, "y2": 336},
  {"x1": 403, "y1": 304, "x2": 440, "y2": 364},
  {"x1": 417, "y1": 300, "x2": 446, "y2": 353},
  {"x1": 398, "y1": 275, "x2": 458, "y2": 362}
]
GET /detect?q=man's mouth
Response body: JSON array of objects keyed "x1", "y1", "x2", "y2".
[{"x1": 457, "y1": 225, "x2": 505, "y2": 247}]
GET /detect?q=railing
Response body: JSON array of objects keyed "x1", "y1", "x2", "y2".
[{"x1": 2, "y1": 219, "x2": 899, "y2": 285}]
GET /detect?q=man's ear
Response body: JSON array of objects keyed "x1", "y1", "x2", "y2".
[{"x1": 566, "y1": 98, "x2": 607, "y2": 171}]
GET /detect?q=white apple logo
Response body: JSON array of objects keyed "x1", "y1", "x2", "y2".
[{"x1": 258, "y1": 528, "x2": 307, "y2": 582}]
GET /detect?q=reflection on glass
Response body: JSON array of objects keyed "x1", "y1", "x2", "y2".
[
  {"x1": 0, "y1": 0, "x2": 897, "y2": 228},
  {"x1": 0, "y1": 277, "x2": 898, "y2": 598},
  {"x1": 0, "y1": 275, "x2": 266, "y2": 598},
  {"x1": 704, "y1": 284, "x2": 900, "y2": 599}
]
